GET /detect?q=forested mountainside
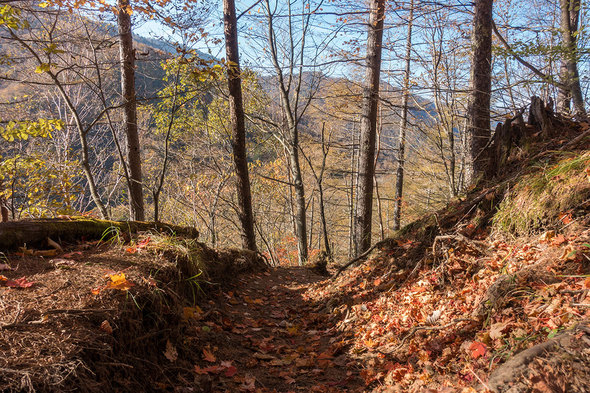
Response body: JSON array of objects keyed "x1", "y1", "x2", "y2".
[{"x1": 1, "y1": 0, "x2": 590, "y2": 391}]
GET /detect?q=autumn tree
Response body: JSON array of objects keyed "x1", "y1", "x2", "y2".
[
  {"x1": 223, "y1": 0, "x2": 257, "y2": 251},
  {"x1": 465, "y1": 0, "x2": 493, "y2": 185},
  {"x1": 392, "y1": 0, "x2": 414, "y2": 231},
  {"x1": 118, "y1": 0, "x2": 145, "y2": 221},
  {"x1": 354, "y1": 0, "x2": 386, "y2": 256},
  {"x1": 558, "y1": 0, "x2": 586, "y2": 117}
]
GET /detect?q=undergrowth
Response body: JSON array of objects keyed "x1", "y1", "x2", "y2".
[{"x1": 493, "y1": 151, "x2": 590, "y2": 235}]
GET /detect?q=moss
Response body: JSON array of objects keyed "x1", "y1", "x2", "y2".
[{"x1": 493, "y1": 151, "x2": 590, "y2": 235}]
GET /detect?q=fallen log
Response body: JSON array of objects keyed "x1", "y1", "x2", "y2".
[{"x1": 0, "y1": 217, "x2": 199, "y2": 250}]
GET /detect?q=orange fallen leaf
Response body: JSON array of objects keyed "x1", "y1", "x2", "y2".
[
  {"x1": 469, "y1": 341, "x2": 487, "y2": 359},
  {"x1": 203, "y1": 348, "x2": 216, "y2": 362},
  {"x1": 100, "y1": 320, "x2": 113, "y2": 334},
  {"x1": 106, "y1": 272, "x2": 134, "y2": 291},
  {"x1": 194, "y1": 365, "x2": 223, "y2": 375},
  {"x1": 551, "y1": 234, "x2": 567, "y2": 246}
]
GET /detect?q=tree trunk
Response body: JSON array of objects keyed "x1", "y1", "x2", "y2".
[
  {"x1": 354, "y1": 0, "x2": 385, "y2": 256},
  {"x1": 557, "y1": 61, "x2": 571, "y2": 113},
  {"x1": 393, "y1": 0, "x2": 413, "y2": 231},
  {"x1": 354, "y1": 0, "x2": 386, "y2": 256},
  {"x1": 223, "y1": 0, "x2": 257, "y2": 252},
  {"x1": 559, "y1": 0, "x2": 586, "y2": 118},
  {"x1": 263, "y1": 0, "x2": 308, "y2": 264},
  {"x1": 118, "y1": 0, "x2": 145, "y2": 221},
  {"x1": 290, "y1": 144, "x2": 308, "y2": 264},
  {"x1": 465, "y1": 0, "x2": 493, "y2": 185}
]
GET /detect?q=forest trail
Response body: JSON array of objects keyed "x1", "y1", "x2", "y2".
[{"x1": 188, "y1": 267, "x2": 365, "y2": 393}]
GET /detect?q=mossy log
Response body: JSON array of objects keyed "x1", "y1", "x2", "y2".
[{"x1": 0, "y1": 217, "x2": 199, "y2": 250}]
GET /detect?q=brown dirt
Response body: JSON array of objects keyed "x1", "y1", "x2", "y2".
[
  {"x1": 183, "y1": 267, "x2": 365, "y2": 393},
  {"x1": 0, "y1": 242, "x2": 184, "y2": 392},
  {"x1": 0, "y1": 239, "x2": 365, "y2": 393}
]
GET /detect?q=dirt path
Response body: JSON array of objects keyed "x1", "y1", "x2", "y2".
[{"x1": 187, "y1": 267, "x2": 364, "y2": 393}]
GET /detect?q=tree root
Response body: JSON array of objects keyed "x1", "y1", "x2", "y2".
[{"x1": 333, "y1": 241, "x2": 383, "y2": 279}]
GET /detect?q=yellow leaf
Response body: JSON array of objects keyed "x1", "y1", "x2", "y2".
[
  {"x1": 183, "y1": 306, "x2": 203, "y2": 320},
  {"x1": 35, "y1": 63, "x2": 50, "y2": 73},
  {"x1": 106, "y1": 272, "x2": 134, "y2": 291}
]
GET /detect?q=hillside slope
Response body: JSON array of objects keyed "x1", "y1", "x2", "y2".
[{"x1": 304, "y1": 113, "x2": 590, "y2": 391}]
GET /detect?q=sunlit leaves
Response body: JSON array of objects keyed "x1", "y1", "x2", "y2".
[
  {"x1": 0, "y1": 5, "x2": 28, "y2": 29},
  {"x1": 0, "y1": 153, "x2": 81, "y2": 217},
  {"x1": 0, "y1": 118, "x2": 62, "y2": 142}
]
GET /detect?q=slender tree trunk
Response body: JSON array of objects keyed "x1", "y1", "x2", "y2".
[
  {"x1": 465, "y1": 0, "x2": 493, "y2": 185},
  {"x1": 557, "y1": 61, "x2": 571, "y2": 113},
  {"x1": 224, "y1": 0, "x2": 257, "y2": 251},
  {"x1": 290, "y1": 142, "x2": 308, "y2": 264},
  {"x1": 308, "y1": 195, "x2": 314, "y2": 251},
  {"x1": 348, "y1": 126, "x2": 356, "y2": 258},
  {"x1": 317, "y1": 125, "x2": 331, "y2": 257},
  {"x1": 118, "y1": 0, "x2": 145, "y2": 221},
  {"x1": 393, "y1": 0, "x2": 413, "y2": 231},
  {"x1": 264, "y1": 0, "x2": 308, "y2": 264},
  {"x1": 559, "y1": 0, "x2": 586, "y2": 118},
  {"x1": 0, "y1": 180, "x2": 7, "y2": 222},
  {"x1": 318, "y1": 183, "x2": 330, "y2": 256},
  {"x1": 354, "y1": 0, "x2": 386, "y2": 256}
]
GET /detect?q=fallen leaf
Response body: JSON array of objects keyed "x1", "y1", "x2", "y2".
[
  {"x1": 164, "y1": 340, "x2": 178, "y2": 362},
  {"x1": 489, "y1": 322, "x2": 507, "y2": 340},
  {"x1": 203, "y1": 348, "x2": 216, "y2": 362},
  {"x1": 220, "y1": 361, "x2": 238, "y2": 377},
  {"x1": 559, "y1": 245, "x2": 577, "y2": 261},
  {"x1": 551, "y1": 234, "x2": 567, "y2": 246},
  {"x1": 62, "y1": 251, "x2": 83, "y2": 258},
  {"x1": 239, "y1": 374, "x2": 256, "y2": 391},
  {"x1": 106, "y1": 272, "x2": 135, "y2": 291},
  {"x1": 539, "y1": 231, "x2": 555, "y2": 242},
  {"x1": 469, "y1": 341, "x2": 487, "y2": 359},
  {"x1": 2, "y1": 276, "x2": 35, "y2": 288},
  {"x1": 0, "y1": 263, "x2": 13, "y2": 271},
  {"x1": 100, "y1": 320, "x2": 113, "y2": 334},
  {"x1": 194, "y1": 365, "x2": 223, "y2": 375}
]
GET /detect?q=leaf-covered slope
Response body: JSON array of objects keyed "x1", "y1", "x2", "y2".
[{"x1": 305, "y1": 124, "x2": 590, "y2": 391}]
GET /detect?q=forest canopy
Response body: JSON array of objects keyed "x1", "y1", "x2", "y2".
[{"x1": 0, "y1": 0, "x2": 588, "y2": 263}]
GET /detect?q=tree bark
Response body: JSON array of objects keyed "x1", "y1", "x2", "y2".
[
  {"x1": 393, "y1": 0, "x2": 413, "y2": 231},
  {"x1": 0, "y1": 178, "x2": 7, "y2": 222},
  {"x1": 223, "y1": 0, "x2": 257, "y2": 252},
  {"x1": 118, "y1": 0, "x2": 145, "y2": 221},
  {"x1": 559, "y1": 0, "x2": 586, "y2": 118},
  {"x1": 465, "y1": 0, "x2": 493, "y2": 185},
  {"x1": 354, "y1": 0, "x2": 385, "y2": 256}
]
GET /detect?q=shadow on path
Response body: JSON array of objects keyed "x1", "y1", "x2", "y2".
[{"x1": 186, "y1": 267, "x2": 365, "y2": 393}]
